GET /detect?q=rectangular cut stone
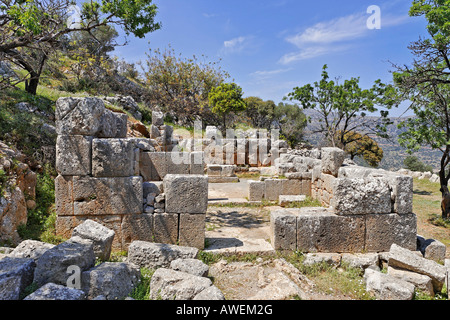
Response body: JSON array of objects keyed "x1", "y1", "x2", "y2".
[
  {"x1": 207, "y1": 165, "x2": 222, "y2": 177},
  {"x1": 190, "y1": 152, "x2": 205, "y2": 175},
  {"x1": 282, "y1": 179, "x2": 301, "y2": 195},
  {"x1": 153, "y1": 213, "x2": 178, "y2": 244},
  {"x1": 365, "y1": 213, "x2": 417, "y2": 252},
  {"x1": 164, "y1": 175, "x2": 208, "y2": 214},
  {"x1": 55, "y1": 175, "x2": 73, "y2": 216},
  {"x1": 264, "y1": 179, "x2": 283, "y2": 201},
  {"x1": 98, "y1": 109, "x2": 128, "y2": 138},
  {"x1": 270, "y1": 210, "x2": 297, "y2": 251},
  {"x1": 92, "y1": 139, "x2": 135, "y2": 177},
  {"x1": 332, "y1": 177, "x2": 392, "y2": 215},
  {"x1": 295, "y1": 208, "x2": 366, "y2": 253},
  {"x1": 385, "y1": 174, "x2": 413, "y2": 214},
  {"x1": 178, "y1": 213, "x2": 205, "y2": 249},
  {"x1": 142, "y1": 152, "x2": 168, "y2": 181},
  {"x1": 279, "y1": 195, "x2": 306, "y2": 207},
  {"x1": 121, "y1": 214, "x2": 154, "y2": 250},
  {"x1": 301, "y1": 179, "x2": 312, "y2": 196},
  {"x1": 166, "y1": 152, "x2": 190, "y2": 175},
  {"x1": 73, "y1": 176, "x2": 143, "y2": 216},
  {"x1": 56, "y1": 135, "x2": 92, "y2": 176},
  {"x1": 321, "y1": 147, "x2": 345, "y2": 177},
  {"x1": 248, "y1": 180, "x2": 265, "y2": 201}
]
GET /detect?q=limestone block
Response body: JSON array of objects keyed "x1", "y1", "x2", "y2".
[
  {"x1": 248, "y1": 180, "x2": 265, "y2": 201},
  {"x1": 365, "y1": 213, "x2": 417, "y2": 252},
  {"x1": 281, "y1": 179, "x2": 301, "y2": 195},
  {"x1": 127, "y1": 241, "x2": 199, "y2": 269},
  {"x1": 56, "y1": 135, "x2": 92, "y2": 176},
  {"x1": 56, "y1": 97, "x2": 104, "y2": 136},
  {"x1": 385, "y1": 174, "x2": 413, "y2": 214},
  {"x1": 143, "y1": 181, "x2": 163, "y2": 200},
  {"x1": 301, "y1": 179, "x2": 312, "y2": 196},
  {"x1": 120, "y1": 214, "x2": 154, "y2": 249},
  {"x1": 164, "y1": 175, "x2": 208, "y2": 214},
  {"x1": 23, "y1": 282, "x2": 86, "y2": 300},
  {"x1": 55, "y1": 175, "x2": 73, "y2": 216},
  {"x1": 167, "y1": 152, "x2": 191, "y2": 175},
  {"x1": 140, "y1": 152, "x2": 167, "y2": 181},
  {"x1": 388, "y1": 243, "x2": 447, "y2": 292},
  {"x1": 417, "y1": 236, "x2": 447, "y2": 262},
  {"x1": 0, "y1": 257, "x2": 36, "y2": 300},
  {"x1": 279, "y1": 195, "x2": 306, "y2": 207},
  {"x1": 170, "y1": 258, "x2": 209, "y2": 277},
  {"x1": 152, "y1": 111, "x2": 165, "y2": 127},
  {"x1": 92, "y1": 138, "x2": 135, "y2": 177},
  {"x1": 270, "y1": 210, "x2": 297, "y2": 251},
  {"x1": 264, "y1": 179, "x2": 283, "y2": 201},
  {"x1": 190, "y1": 152, "x2": 205, "y2": 175},
  {"x1": 72, "y1": 176, "x2": 143, "y2": 216},
  {"x1": 387, "y1": 266, "x2": 434, "y2": 297},
  {"x1": 296, "y1": 208, "x2": 365, "y2": 253},
  {"x1": 364, "y1": 268, "x2": 415, "y2": 300},
  {"x1": 153, "y1": 212, "x2": 179, "y2": 244},
  {"x1": 72, "y1": 219, "x2": 115, "y2": 261},
  {"x1": 10, "y1": 240, "x2": 55, "y2": 262},
  {"x1": 98, "y1": 109, "x2": 128, "y2": 138},
  {"x1": 332, "y1": 177, "x2": 392, "y2": 215},
  {"x1": 178, "y1": 213, "x2": 205, "y2": 249},
  {"x1": 321, "y1": 147, "x2": 345, "y2": 177}
]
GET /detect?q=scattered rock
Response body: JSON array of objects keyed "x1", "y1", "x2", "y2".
[
  {"x1": 10, "y1": 240, "x2": 55, "y2": 261},
  {"x1": 170, "y1": 258, "x2": 209, "y2": 277},
  {"x1": 0, "y1": 257, "x2": 36, "y2": 300},
  {"x1": 72, "y1": 219, "x2": 115, "y2": 261},
  {"x1": 364, "y1": 268, "x2": 415, "y2": 300},
  {"x1": 23, "y1": 282, "x2": 86, "y2": 300}
]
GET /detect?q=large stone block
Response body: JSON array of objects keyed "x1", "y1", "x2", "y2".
[
  {"x1": 282, "y1": 179, "x2": 301, "y2": 195},
  {"x1": 295, "y1": 208, "x2": 366, "y2": 253},
  {"x1": 190, "y1": 152, "x2": 205, "y2": 175},
  {"x1": 365, "y1": 213, "x2": 417, "y2": 252},
  {"x1": 153, "y1": 212, "x2": 179, "y2": 244},
  {"x1": 72, "y1": 176, "x2": 143, "y2": 216},
  {"x1": 121, "y1": 214, "x2": 154, "y2": 249},
  {"x1": 332, "y1": 177, "x2": 392, "y2": 215},
  {"x1": 56, "y1": 135, "x2": 92, "y2": 176},
  {"x1": 23, "y1": 282, "x2": 86, "y2": 300},
  {"x1": 140, "y1": 152, "x2": 167, "y2": 181},
  {"x1": 164, "y1": 175, "x2": 208, "y2": 214},
  {"x1": 321, "y1": 147, "x2": 345, "y2": 177},
  {"x1": 248, "y1": 180, "x2": 265, "y2": 201},
  {"x1": 270, "y1": 210, "x2": 297, "y2": 250},
  {"x1": 167, "y1": 152, "x2": 191, "y2": 175},
  {"x1": 264, "y1": 179, "x2": 283, "y2": 201},
  {"x1": 55, "y1": 175, "x2": 73, "y2": 216},
  {"x1": 92, "y1": 138, "x2": 135, "y2": 177},
  {"x1": 179, "y1": 213, "x2": 205, "y2": 249},
  {"x1": 72, "y1": 219, "x2": 115, "y2": 261},
  {"x1": 56, "y1": 97, "x2": 104, "y2": 136},
  {"x1": 379, "y1": 173, "x2": 413, "y2": 214},
  {"x1": 98, "y1": 109, "x2": 128, "y2": 138},
  {"x1": 0, "y1": 257, "x2": 36, "y2": 300}
]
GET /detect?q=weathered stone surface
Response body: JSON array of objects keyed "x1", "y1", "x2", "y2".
[
  {"x1": 190, "y1": 151, "x2": 205, "y2": 175},
  {"x1": 178, "y1": 213, "x2": 205, "y2": 249},
  {"x1": 248, "y1": 180, "x2": 265, "y2": 202},
  {"x1": 388, "y1": 243, "x2": 447, "y2": 292},
  {"x1": 302, "y1": 252, "x2": 342, "y2": 267},
  {"x1": 72, "y1": 219, "x2": 115, "y2": 261},
  {"x1": 55, "y1": 175, "x2": 73, "y2": 216},
  {"x1": 384, "y1": 174, "x2": 413, "y2": 214},
  {"x1": 98, "y1": 109, "x2": 128, "y2": 138},
  {"x1": 0, "y1": 257, "x2": 35, "y2": 300},
  {"x1": 56, "y1": 97, "x2": 104, "y2": 136},
  {"x1": 170, "y1": 258, "x2": 209, "y2": 277},
  {"x1": 321, "y1": 147, "x2": 345, "y2": 177},
  {"x1": 10, "y1": 240, "x2": 55, "y2": 262},
  {"x1": 152, "y1": 111, "x2": 165, "y2": 127},
  {"x1": 0, "y1": 187, "x2": 27, "y2": 245},
  {"x1": 295, "y1": 208, "x2": 366, "y2": 253},
  {"x1": 140, "y1": 152, "x2": 167, "y2": 181},
  {"x1": 153, "y1": 212, "x2": 179, "y2": 244},
  {"x1": 364, "y1": 268, "x2": 415, "y2": 300},
  {"x1": 120, "y1": 214, "x2": 154, "y2": 249},
  {"x1": 92, "y1": 139, "x2": 135, "y2": 177},
  {"x1": 56, "y1": 135, "x2": 93, "y2": 176},
  {"x1": 264, "y1": 179, "x2": 283, "y2": 201},
  {"x1": 142, "y1": 181, "x2": 163, "y2": 200},
  {"x1": 387, "y1": 266, "x2": 434, "y2": 296},
  {"x1": 332, "y1": 177, "x2": 392, "y2": 215},
  {"x1": 193, "y1": 285, "x2": 225, "y2": 300},
  {"x1": 33, "y1": 237, "x2": 96, "y2": 286},
  {"x1": 164, "y1": 174, "x2": 208, "y2": 214},
  {"x1": 365, "y1": 213, "x2": 417, "y2": 252},
  {"x1": 279, "y1": 195, "x2": 306, "y2": 207},
  {"x1": 417, "y1": 236, "x2": 447, "y2": 262},
  {"x1": 149, "y1": 268, "x2": 213, "y2": 300},
  {"x1": 341, "y1": 253, "x2": 380, "y2": 270},
  {"x1": 281, "y1": 179, "x2": 302, "y2": 196},
  {"x1": 128, "y1": 241, "x2": 199, "y2": 269},
  {"x1": 72, "y1": 176, "x2": 143, "y2": 216},
  {"x1": 81, "y1": 262, "x2": 140, "y2": 300},
  {"x1": 23, "y1": 282, "x2": 86, "y2": 300},
  {"x1": 270, "y1": 210, "x2": 297, "y2": 251}
]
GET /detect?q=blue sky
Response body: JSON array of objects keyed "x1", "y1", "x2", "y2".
[{"x1": 112, "y1": 0, "x2": 429, "y2": 117}]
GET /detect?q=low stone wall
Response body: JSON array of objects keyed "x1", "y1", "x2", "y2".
[{"x1": 54, "y1": 97, "x2": 207, "y2": 251}]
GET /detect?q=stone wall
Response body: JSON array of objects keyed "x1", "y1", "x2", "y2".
[{"x1": 54, "y1": 97, "x2": 207, "y2": 251}]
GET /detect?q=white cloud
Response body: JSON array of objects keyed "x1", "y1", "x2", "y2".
[
  {"x1": 221, "y1": 36, "x2": 256, "y2": 55},
  {"x1": 251, "y1": 68, "x2": 292, "y2": 78},
  {"x1": 279, "y1": 45, "x2": 349, "y2": 65}
]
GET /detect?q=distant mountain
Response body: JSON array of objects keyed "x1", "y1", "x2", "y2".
[{"x1": 301, "y1": 110, "x2": 441, "y2": 172}]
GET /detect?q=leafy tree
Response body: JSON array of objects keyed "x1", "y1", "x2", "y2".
[
  {"x1": 287, "y1": 64, "x2": 398, "y2": 150},
  {"x1": 403, "y1": 155, "x2": 434, "y2": 173},
  {"x1": 208, "y1": 82, "x2": 247, "y2": 131},
  {"x1": 0, "y1": 0, "x2": 161, "y2": 94},
  {"x1": 393, "y1": 0, "x2": 450, "y2": 196},
  {"x1": 339, "y1": 131, "x2": 383, "y2": 167},
  {"x1": 243, "y1": 96, "x2": 277, "y2": 131},
  {"x1": 272, "y1": 102, "x2": 307, "y2": 148},
  {"x1": 143, "y1": 47, "x2": 229, "y2": 127}
]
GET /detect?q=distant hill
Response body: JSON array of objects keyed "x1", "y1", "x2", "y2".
[{"x1": 301, "y1": 109, "x2": 441, "y2": 172}]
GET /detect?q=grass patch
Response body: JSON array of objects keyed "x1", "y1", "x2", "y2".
[
  {"x1": 283, "y1": 197, "x2": 322, "y2": 209},
  {"x1": 129, "y1": 267, "x2": 155, "y2": 300}
]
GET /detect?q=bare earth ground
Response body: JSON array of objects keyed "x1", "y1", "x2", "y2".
[{"x1": 204, "y1": 178, "x2": 450, "y2": 300}]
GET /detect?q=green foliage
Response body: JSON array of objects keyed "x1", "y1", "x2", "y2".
[
  {"x1": 404, "y1": 155, "x2": 434, "y2": 173},
  {"x1": 129, "y1": 268, "x2": 155, "y2": 300},
  {"x1": 341, "y1": 131, "x2": 384, "y2": 167},
  {"x1": 287, "y1": 64, "x2": 397, "y2": 148},
  {"x1": 273, "y1": 102, "x2": 307, "y2": 148},
  {"x1": 243, "y1": 96, "x2": 277, "y2": 131}
]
